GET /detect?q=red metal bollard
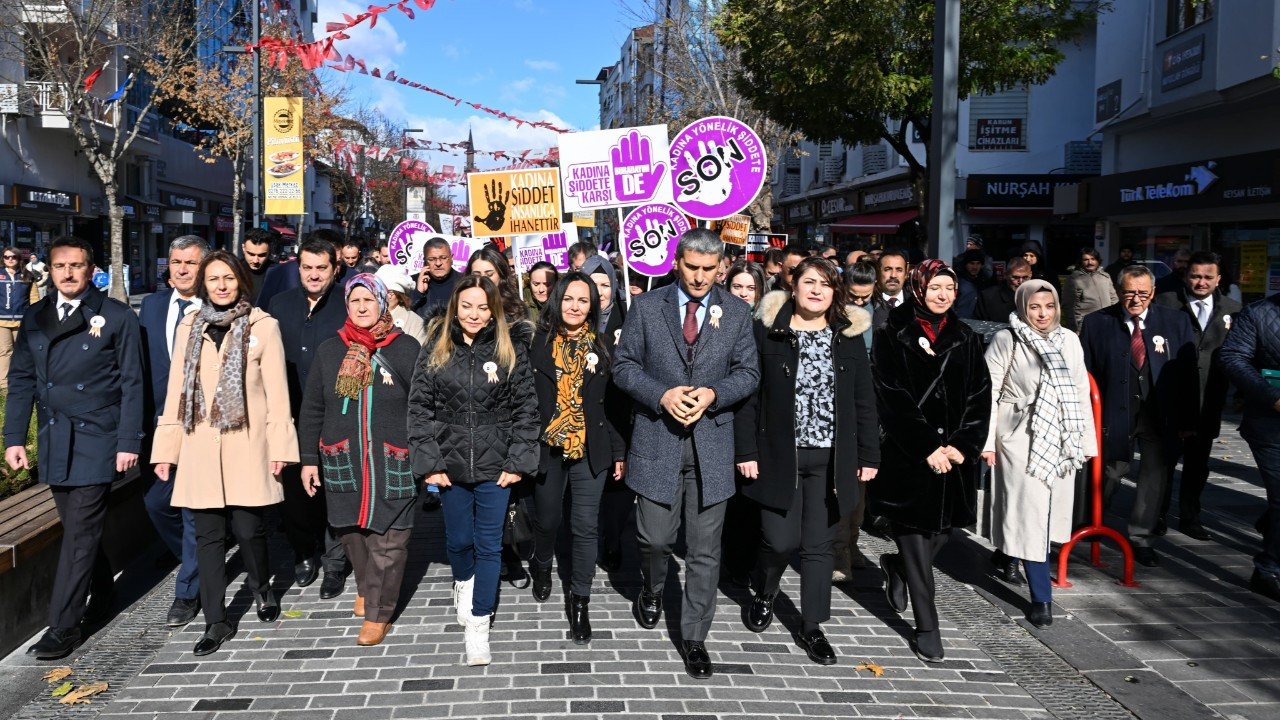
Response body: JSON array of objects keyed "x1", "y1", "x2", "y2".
[{"x1": 1054, "y1": 373, "x2": 1140, "y2": 588}]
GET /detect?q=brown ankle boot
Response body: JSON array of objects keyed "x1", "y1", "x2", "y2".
[
  {"x1": 357, "y1": 620, "x2": 390, "y2": 646},
  {"x1": 354, "y1": 595, "x2": 365, "y2": 618}
]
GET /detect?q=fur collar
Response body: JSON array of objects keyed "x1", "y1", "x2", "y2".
[{"x1": 757, "y1": 290, "x2": 871, "y2": 338}]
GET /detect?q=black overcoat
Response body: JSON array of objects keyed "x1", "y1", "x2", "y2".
[
  {"x1": 530, "y1": 327, "x2": 628, "y2": 478},
  {"x1": 866, "y1": 304, "x2": 991, "y2": 533},
  {"x1": 1154, "y1": 288, "x2": 1242, "y2": 437},
  {"x1": 734, "y1": 292, "x2": 880, "y2": 517}
]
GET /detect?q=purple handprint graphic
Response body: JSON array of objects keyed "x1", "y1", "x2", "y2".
[
  {"x1": 450, "y1": 238, "x2": 470, "y2": 263},
  {"x1": 610, "y1": 130, "x2": 667, "y2": 203}
]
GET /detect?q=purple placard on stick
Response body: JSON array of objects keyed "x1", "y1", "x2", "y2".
[
  {"x1": 621, "y1": 204, "x2": 691, "y2": 277},
  {"x1": 669, "y1": 115, "x2": 768, "y2": 220},
  {"x1": 514, "y1": 229, "x2": 571, "y2": 273},
  {"x1": 387, "y1": 220, "x2": 436, "y2": 273}
]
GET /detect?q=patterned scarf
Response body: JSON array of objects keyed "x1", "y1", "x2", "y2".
[
  {"x1": 336, "y1": 273, "x2": 400, "y2": 400},
  {"x1": 177, "y1": 298, "x2": 252, "y2": 433},
  {"x1": 1009, "y1": 280, "x2": 1086, "y2": 488},
  {"x1": 542, "y1": 329, "x2": 593, "y2": 459}
]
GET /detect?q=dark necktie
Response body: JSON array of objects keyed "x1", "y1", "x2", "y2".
[
  {"x1": 172, "y1": 299, "x2": 193, "y2": 353},
  {"x1": 60, "y1": 302, "x2": 74, "y2": 323},
  {"x1": 683, "y1": 299, "x2": 701, "y2": 361},
  {"x1": 1130, "y1": 316, "x2": 1146, "y2": 369},
  {"x1": 888, "y1": 297, "x2": 899, "y2": 308}
]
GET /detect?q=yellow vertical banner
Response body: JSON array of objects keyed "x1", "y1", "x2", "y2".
[{"x1": 263, "y1": 97, "x2": 305, "y2": 216}]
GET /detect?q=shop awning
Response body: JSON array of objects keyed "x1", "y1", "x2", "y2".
[
  {"x1": 266, "y1": 220, "x2": 297, "y2": 237},
  {"x1": 829, "y1": 209, "x2": 919, "y2": 232}
]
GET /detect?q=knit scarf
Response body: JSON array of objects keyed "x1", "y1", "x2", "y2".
[
  {"x1": 542, "y1": 329, "x2": 593, "y2": 459},
  {"x1": 1009, "y1": 314, "x2": 1086, "y2": 488},
  {"x1": 335, "y1": 313, "x2": 399, "y2": 400},
  {"x1": 177, "y1": 299, "x2": 252, "y2": 433}
]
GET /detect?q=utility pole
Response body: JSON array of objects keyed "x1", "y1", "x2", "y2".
[
  {"x1": 927, "y1": 0, "x2": 960, "y2": 260},
  {"x1": 223, "y1": 2, "x2": 261, "y2": 247},
  {"x1": 402, "y1": 128, "x2": 423, "y2": 224}
]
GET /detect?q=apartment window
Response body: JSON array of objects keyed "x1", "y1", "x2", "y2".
[{"x1": 1167, "y1": 0, "x2": 1212, "y2": 36}]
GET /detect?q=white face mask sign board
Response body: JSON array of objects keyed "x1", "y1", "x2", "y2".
[{"x1": 558, "y1": 125, "x2": 674, "y2": 213}]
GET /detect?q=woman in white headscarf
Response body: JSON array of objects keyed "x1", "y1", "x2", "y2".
[{"x1": 981, "y1": 279, "x2": 1096, "y2": 629}]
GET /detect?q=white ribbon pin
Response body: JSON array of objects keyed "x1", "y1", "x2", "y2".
[
  {"x1": 248, "y1": 335, "x2": 259, "y2": 348},
  {"x1": 1152, "y1": 335, "x2": 1166, "y2": 354},
  {"x1": 918, "y1": 336, "x2": 936, "y2": 356},
  {"x1": 585, "y1": 352, "x2": 599, "y2": 374},
  {"x1": 88, "y1": 315, "x2": 106, "y2": 338},
  {"x1": 708, "y1": 305, "x2": 723, "y2": 329},
  {"x1": 1223, "y1": 314, "x2": 1232, "y2": 330},
  {"x1": 614, "y1": 329, "x2": 622, "y2": 345},
  {"x1": 483, "y1": 361, "x2": 499, "y2": 384},
  {"x1": 380, "y1": 367, "x2": 393, "y2": 385}
]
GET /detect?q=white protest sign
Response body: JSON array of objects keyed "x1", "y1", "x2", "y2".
[
  {"x1": 514, "y1": 228, "x2": 572, "y2": 274},
  {"x1": 558, "y1": 125, "x2": 674, "y2": 213}
]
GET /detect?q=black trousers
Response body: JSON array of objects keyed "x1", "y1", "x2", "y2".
[
  {"x1": 893, "y1": 528, "x2": 952, "y2": 632},
  {"x1": 1102, "y1": 406, "x2": 1173, "y2": 547},
  {"x1": 599, "y1": 475, "x2": 634, "y2": 557},
  {"x1": 192, "y1": 506, "x2": 270, "y2": 626},
  {"x1": 532, "y1": 451, "x2": 607, "y2": 596},
  {"x1": 722, "y1": 482, "x2": 760, "y2": 580},
  {"x1": 1163, "y1": 433, "x2": 1215, "y2": 524},
  {"x1": 753, "y1": 447, "x2": 839, "y2": 629},
  {"x1": 49, "y1": 484, "x2": 114, "y2": 630},
  {"x1": 280, "y1": 464, "x2": 347, "y2": 574}
]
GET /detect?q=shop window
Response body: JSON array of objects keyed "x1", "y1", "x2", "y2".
[
  {"x1": 1167, "y1": 0, "x2": 1212, "y2": 37},
  {"x1": 126, "y1": 164, "x2": 142, "y2": 196}
]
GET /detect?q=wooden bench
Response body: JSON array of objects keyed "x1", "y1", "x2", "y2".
[{"x1": 0, "y1": 483, "x2": 60, "y2": 575}]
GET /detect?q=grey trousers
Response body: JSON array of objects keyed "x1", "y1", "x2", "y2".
[
  {"x1": 1104, "y1": 407, "x2": 1173, "y2": 548},
  {"x1": 341, "y1": 526, "x2": 411, "y2": 623},
  {"x1": 636, "y1": 437, "x2": 727, "y2": 642}
]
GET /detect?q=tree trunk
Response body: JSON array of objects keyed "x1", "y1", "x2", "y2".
[
  {"x1": 231, "y1": 151, "x2": 245, "y2": 255},
  {"x1": 107, "y1": 191, "x2": 126, "y2": 302}
]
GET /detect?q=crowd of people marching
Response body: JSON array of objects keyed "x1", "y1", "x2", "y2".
[{"x1": 5, "y1": 228, "x2": 1280, "y2": 681}]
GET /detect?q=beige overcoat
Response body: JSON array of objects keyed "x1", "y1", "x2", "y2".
[
  {"x1": 151, "y1": 307, "x2": 299, "y2": 509},
  {"x1": 982, "y1": 328, "x2": 1097, "y2": 560}
]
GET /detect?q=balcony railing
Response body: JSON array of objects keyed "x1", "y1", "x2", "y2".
[{"x1": 25, "y1": 81, "x2": 156, "y2": 141}]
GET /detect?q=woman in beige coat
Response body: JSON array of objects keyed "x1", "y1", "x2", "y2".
[
  {"x1": 152, "y1": 251, "x2": 299, "y2": 657},
  {"x1": 981, "y1": 279, "x2": 1096, "y2": 629}
]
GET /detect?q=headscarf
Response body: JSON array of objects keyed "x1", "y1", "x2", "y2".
[
  {"x1": 335, "y1": 273, "x2": 400, "y2": 400},
  {"x1": 580, "y1": 255, "x2": 618, "y2": 333},
  {"x1": 1006, "y1": 278, "x2": 1085, "y2": 487},
  {"x1": 178, "y1": 298, "x2": 253, "y2": 433},
  {"x1": 908, "y1": 258, "x2": 957, "y2": 340}
]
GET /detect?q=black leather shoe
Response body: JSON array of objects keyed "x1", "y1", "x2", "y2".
[
  {"x1": 1250, "y1": 569, "x2": 1280, "y2": 603},
  {"x1": 255, "y1": 589, "x2": 280, "y2": 623},
  {"x1": 1133, "y1": 546, "x2": 1160, "y2": 567},
  {"x1": 599, "y1": 547, "x2": 621, "y2": 573},
  {"x1": 193, "y1": 622, "x2": 235, "y2": 657},
  {"x1": 82, "y1": 585, "x2": 115, "y2": 626},
  {"x1": 880, "y1": 553, "x2": 908, "y2": 613},
  {"x1": 1153, "y1": 518, "x2": 1168, "y2": 537},
  {"x1": 681, "y1": 640, "x2": 713, "y2": 679},
  {"x1": 634, "y1": 591, "x2": 662, "y2": 629},
  {"x1": 532, "y1": 562, "x2": 553, "y2": 602},
  {"x1": 744, "y1": 591, "x2": 775, "y2": 633},
  {"x1": 294, "y1": 558, "x2": 319, "y2": 587},
  {"x1": 568, "y1": 594, "x2": 591, "y2": 645},
  {"x1": 319, "y1": 572, "x2": 346, "y2": 600},
  {"x1": 992, "y1": 551, "x2": 1026, "y2": 585},
  {"x1": 912, "y1": 629, "x2": 944, "y2": 663},
  {"x1": 1026, "y1": 601, "x2": 1053, "y2": 628},
  {"x1": 799, "y1": 628, "x2": 837, "y2": 665},
  {"x1": 27, "y1": 627, "x2": 82, "y2": 660},
  {"x1": 166, "y1": 597, "x2": 200, "y2": 627},
  {"x1": 1180, "y1": 521, "x2": 1212, "y2": 541}
]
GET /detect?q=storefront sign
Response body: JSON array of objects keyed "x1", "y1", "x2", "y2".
[
  {"x1": 143, "y1": 205, "x2": 161, "y2": 221},
  {"x1": 1239, "y1": 240, "x2": 1269, "y2": 294},
  {"x1": 860, "y1": 181, "x2": 915, "y2": 211},
  {"x1": 466, "y1": 167, "x2": 562, "y2": 238},
  {"x1": 263, "y1": 96, "x2": 305, "y2": 215},
  {"x1": 166, "y1": 192, "x2": 201, "y2": 211},
  {"x1": 1161, "y1": 34, "x2": 1205, "y2": 92},
  {"x1": 784, "y1": 203, "x2": 813, "y2": 222},
  {"x1": 973, "y1": 118, "x2": 1026, "y2": 151},
  {"x1": 1086, "y1": 150, "x2": 1280, "y2": 216},
  {"x1": 11, "y1": 184, "x2": 79, "y2": 214},
  {"x1": 1095, "y1": 79, "x2": 1122, "y2": 123},
  {"x1": 816, "y1": 194, "x2": 857, "y2": 221},
  {"x1": 967, "y1": 174, "x2": 1094, "y2": 209},
  {"x1": 558, "y1": 125, "x2": 673, "y2": 212}
]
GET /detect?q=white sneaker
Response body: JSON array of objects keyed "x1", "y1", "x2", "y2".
[
  {"x1": 453, "y1": 577, "x2": 475, "y2": 627},
  {"x1": 464, "y1": 612, "x2": 492, "y2": 666}
]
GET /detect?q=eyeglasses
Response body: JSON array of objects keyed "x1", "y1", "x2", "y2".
[
  {"x1": 1121, "y1": 290, "x2": 1152, "y2": 300},
  {"x1": 2, "y1": 255, "x2": 17, "y2": 260}
]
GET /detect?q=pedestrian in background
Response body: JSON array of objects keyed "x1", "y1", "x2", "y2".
[
  {"x1": 373, "y1": 264, "x2": 429, "y2": 345},
  {"x1": 981, "y1": 280, "x2": 1095, "y2": 628},
  {"x1": 975, "y1": 258, "x2": 1032, "y2": 323},
  {"x1": 152, "y1": 251, "x2": 298, "y2": 656},
  {"x1": 0, "y1": 246, "x2": 42, "y2": 389},
  {"x1": 868, "y1": 259, "x2": 991, "y2": 663},
  {"x1": 467, "y1": 245, "x2": 529, "y2": 323},
  {"x1": 24, "y1": 252, "x2": 47, "y2": 299},
  {"x1": 1062, "y1": 247, "x2": 1117, "y2": 333},
  {"x1": 523, "y1": 260, "x2": 559, "y2": 323},
  {"x1": 412, "y1": 237, "x2": 461, "y2": 319},
  {"x1": 725, "y1": 261, "x2": 766, "y2": 313},
  {"x1": 299, "y1": 273, "x2": 421, "y2": 647},
  {"x1": 735, "y1": 257, "x2": 879, "y2": 664},
  {"x1": 529, "y1": 272, "x2": 627, "y2": 645},
  {"x1": 581, "y1": 255, "x2": 625, "y2": 342},
  {"x1": 408, "y1": 275, "x2": 539, "y2": 666}
]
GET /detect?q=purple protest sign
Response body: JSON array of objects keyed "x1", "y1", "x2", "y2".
[
  {"x1": 669, "y1": 116, "x2": 768, "y2": 221},
  {"x1": 514, "y1": 229, "x2": 571, "y2": 274},
  {"x1": 621, "y1": 204, "x2": 691, "y2": 277},
  {"x1": 387, "y1": 220, "x2": 436, "y2": 273},
  {"x1": 558, "y1": 125, "x2": 673, "y2": 213}
]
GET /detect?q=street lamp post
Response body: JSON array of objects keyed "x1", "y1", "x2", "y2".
[
  {"x1": 927, "y1": 0, "x2": 960, "y2": 260},
  {"x1": 402, "y1": 128, "x2": 423, "y2": 225},
  {"x1": 222, "y1": 1, "x2": 261, "y2": 253}
]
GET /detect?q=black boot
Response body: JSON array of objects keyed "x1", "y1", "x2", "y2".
[
  {"x1": 532, "y1": 562, "x2": 553, "y2": 602},
  {"x1": 991, "y1": 550, "x2": 1026, "y2": 585},
  {"x1": 568, "y1": 594, "x2": 591, "y2": 645},
  {"x1": 1026, "y1": 601, "x2": 1053, "y2": 628}
]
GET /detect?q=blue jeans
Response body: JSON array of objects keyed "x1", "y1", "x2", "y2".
[
  {"x1": 1022, "y1": 553, "x2": 1053, "y2": 604},
  {"x1": 1242, "y1": 416, "x2": 1280, "y2": 574},
  {"x1": 440, "y1": 480, "x2": 510, "y2": 616},
  {"x1": 143, "y1": 475, "x2": 199, "y2": 601}
]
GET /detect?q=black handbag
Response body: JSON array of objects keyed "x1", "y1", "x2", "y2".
[{"x1": 503, "y1": 495, "x2": 535, "y2": 552}]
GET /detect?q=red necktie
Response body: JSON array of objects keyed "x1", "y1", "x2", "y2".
[
  {"x1": 1130, "y1": 316, "x2": 1146, "y2": 369},
  {"x1": 683, "y1": 299, "x2": 701, "y2": 347}
]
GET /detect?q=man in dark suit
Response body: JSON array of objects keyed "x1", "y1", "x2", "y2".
[
  {"x1": 613, "y1": 229, "x2": 760, "y2": 679},
  {"x1": 973, "y1": 257, "x2": 1031, "y2": 323},
  {"x1": 1154, "y1": 251, "x2": 1242, "y2": 540},
  {"x1": 138, "y1": 235, "x2": 207, "y2": 627},
  {"x1": 870, "y1": 249, "x2": 910, "y2": 330},
  {"x1": 255, "y1": 228, "x2": 351, "y2": 310},
  {"x1": 4, "y1": 236, "x2": 145, "y2": 659},
  {"x1": 1081, "y1": 265, "x2": 1197, "y2": 567},
  {"x1": 268, "y1": 235, "x2": 349, "y2": 598}
]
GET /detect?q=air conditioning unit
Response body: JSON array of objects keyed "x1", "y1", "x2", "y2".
[
  {"x1": 822, "y1": 154, "x2": 846, "y2": 183},
  {"x1": 862, "y1": 144, "x2": 889, "y2": 175}
]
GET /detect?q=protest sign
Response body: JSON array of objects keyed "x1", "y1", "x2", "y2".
[
  {"x1": 559, "y1": 125, "x2": 673, "y2": 212},
  {"x1": 713, "y1": 214, "x2": 750, "y2": 246},
  {"x1": 620, "y1": 204, "x2": 691, "y2": 277},
  {"x1": 669, "y1": 116, "x2": 767, "y2": 220},
  {"x1": 513, "y1": 229, "x2": 571, "y2": 274},
  {"x1": 387, "y1": 219, "x2": 437, "y2": 273},
  {"x1": 573, "y1": 210, "x2": 595, "y2": 227},
  {"x1": 467, "y1": 168, "x2": 562, "y2": 237},
  {"x1": 440, "y1": 234, "x2": 483, "y2": 273}
]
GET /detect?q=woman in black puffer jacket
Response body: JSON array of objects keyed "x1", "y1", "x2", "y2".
[{"x1": 408, "y1": 275, "x2": 539, "y2": 667}]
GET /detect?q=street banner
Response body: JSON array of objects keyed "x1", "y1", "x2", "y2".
[
  {"x1": 620, "y1": 203, "x2": 691, "y2": 277},
  {"x1": 263, "y1": 97, "x2": 305, "y2": 215},
  {"x1": 558, "y1": 125, "x2": 673, "y2": 212},
  {"x1": 573, "y1": 210, "x2": 595, "y2": 227},
  {"x1": 387, "y1": 219, "x2": 437, "y2": 273},
  {"x1": 713, "y1": 214, "x2": 750, "y2": 246},
  {"x1": 513, "y1": 229, "x2": 571, "y2": 274},
  {"x1": 669, "y1": 116, "x2": 767, "y2": 221},
  {"x1": 406, "y1": 186, "x2": 426, "y2": 223},
  {"x1": 467, "y1": 168, "x2": 561, "y2": 237}
]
